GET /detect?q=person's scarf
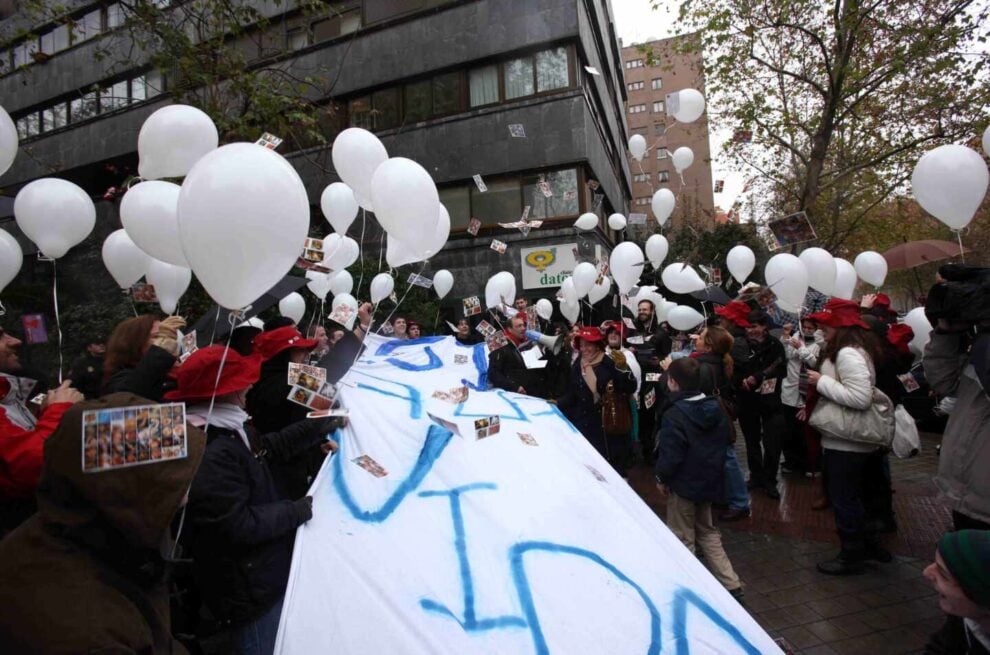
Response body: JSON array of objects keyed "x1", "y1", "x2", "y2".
[
  {"x1": 504, "y1": 329, "x2": 526, "y2": 347},
  {"x1": 580, "y1": 351, "x2": 605, "y2": 402},
  {"x1": 187, "y1": 402, "x2": 251, "y2": 451}
]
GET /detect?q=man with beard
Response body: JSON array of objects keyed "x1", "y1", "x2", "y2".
[{"x1": 628, "y1": 300, "x2": 673, "y2": 460}]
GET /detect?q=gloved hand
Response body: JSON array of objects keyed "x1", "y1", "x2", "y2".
[
  {"x1": 152, "y1": 316, "x2": 186, "y2": 356},
  {"x1": 293, "y1": 496, "x2": 314, "y2": 523},
  {"x1": 610, "y1": 349, "x2": 628, "y2": 370}
]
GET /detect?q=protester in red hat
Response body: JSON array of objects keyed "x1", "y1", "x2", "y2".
[
  {"x1": 172, "y1": 345, "x2": 340, "y2": 655},
  {"x1": 246, "y1": 324, "x2": 321, "y2": 499},
  {"x1": 713, "y1": 300, "x2": 754, "y2": 389},
  {"x1": 557, "y1": 326, "x2": 637, "y2": 477},
  {"x1": 861, "y1": 293, "x2": 898, "y2": 324},
  {"x1": 805, "y1": 298, "x2": 894, "y2": 575}
]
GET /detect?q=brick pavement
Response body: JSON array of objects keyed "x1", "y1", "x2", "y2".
[{"x1": 628, "y1": 433, "x2": 952, "y2": 654}]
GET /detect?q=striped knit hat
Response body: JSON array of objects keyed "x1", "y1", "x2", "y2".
[{"x1": 938, "y1": 530, "x2": 990, "y2": 607}]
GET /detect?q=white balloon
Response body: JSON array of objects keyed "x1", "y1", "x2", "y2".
[
  {"x1": 645, "y1": 234, "x2": 669, "y2": 268},
  {"x1": 177, "y1": 143, "x2": 309, "y2": 310},
  {"x1": 485, "y1": 271, "x2": 516, "y2": 310},
  {"x1": 535, "y1": 298, "x2": 553, "y2": 321},
  {"x1": 671, "y1": 89, "x2": 706, "y2": 123},
  {"x1": 628, "y1": 134, "x2": 647, "y2": 162},
  {"x1": 764, "y1": 254, "x2": 809, "y2": 309},
  {"x1": 278, "y1": 291, "x2": 306, "y2": 324},
  {"x1": 560, "y1": 298, "x2": 580, "y2": 325},
  {"x1": 0, "y1": 229, "x2": 22, "y2": 294},
  {"x1": 370, "y1": 273, "x2": 394, "y2": 304},
  {"x1": 332, "y1": 128, "x2": 388, "y2": 213},
  {"x1": 14, "y1": 178, "x2": 96, "y2": 259},
  {"x1": 651, "y1": 188, "x2": 675, "y2": 227},
  {"x1": 833, "y1": 258, "x2": 858, "y2": 300},
  {"x1": 661, "y1": 263, "x2": 706, "y2": 294},
  {"x1": 137, "y1": 105, "x2": 219, "y2": 180},
  {"x1": 799, "y1": 247, "x2": 836, "y2": 295},
  {"x1": 667, "y1": 305, "x2": 705, "y2": 332},
  {"x1": 672, "y1": 146, "x2": 694, "y2": 174},
  {"x1": 0, "y1": 105, "x2": 17, "y2": 177},
  {"x1": 330, "y1": 293, "x2": 359, "y2": 330},
  {"x1": 574, "y1": 212, "x2": 598, "y2": 230},
  {"x1": 102, "y1": 229, "x2": 153, "y2": 290},
  {"x1": 145, "y1": 259, "x2": 192, "y2": 315},
  {"x1": 433, "y1": 269, "x2": 453, "y2": 300},
  {"x1": 385, "y1": 235, "x2": 419, "y2": 269},
  {"x1": 984, "y1": 125, "x2": 990, "y2": 158},
  {"x1": 607, "y1": 213, "x2": 627, "y2": 231},
  {"x1": 560, "y1": 277, "x2": 578, "y2": 305},
  {"x1": 903, "y1": 308, "x2": 933, "y2": 358},
  {"x1": 323, "y1": 236, "x2": 360, "y2": 271},
  {"x1": 306, "y1": 273, "x2": 332, "y2": 301},
  {"x1": 320, "y1": 182, "x2": 359, "y2": 235},
  {"x1": 588, "y1": 276, "x2": 611, "y2": 305},
  {"x1": 119, "y1": 181, "x2": 188, "y2": 267},
  {"x1": 370, "y1": 157, "x2": 439, "y2": 254},
  {"x1": 911, "y1": 144, "x2": 989, "y2": 230},
  {"x1": 609, "y1": 242, "x2": 645, "y2": 294},
  {"x1": 726, "y1": 245, "x2": 755, "y2": 284},
  {"x1": 854, "y1": 251, "x2": 888, "y2": 287},
  {"x1": 571, "y1": 262, "x2": 597, "y2": 297},
  {"x1": 425, "y1": 203, "x2": 451, "y2": 258},
  {"x1": 329, "y1": 270, "x2": 354, "y2": 296}
]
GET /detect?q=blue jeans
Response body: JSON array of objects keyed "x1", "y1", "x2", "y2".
[
  {"x1": 233, "y1": 596, "x2": 284, "y2": 655},
  {"x1": 724, "y1": 445, "x2": 750, "y2": 511}
]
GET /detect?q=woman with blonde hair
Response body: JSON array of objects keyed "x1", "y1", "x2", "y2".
[{"x1": 691, "y1": 325, "x2": 750, "y2": 522}]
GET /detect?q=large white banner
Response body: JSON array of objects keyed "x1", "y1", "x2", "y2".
[{"x1": 276, "y1": 335, "x2": 780, "y2": 654}]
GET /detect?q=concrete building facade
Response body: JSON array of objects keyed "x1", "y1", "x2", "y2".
[{"x1": 0, "y1": 0, "x2": 633, "y2": 318}]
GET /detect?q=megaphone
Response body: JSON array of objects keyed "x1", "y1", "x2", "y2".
[{"x1": 525, "y1": 330, "x2": 563, "y2": 355}]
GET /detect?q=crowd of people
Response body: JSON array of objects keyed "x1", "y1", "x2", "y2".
[{"x1": 0, "y1": 271, "x2": 988, "y2": 654}]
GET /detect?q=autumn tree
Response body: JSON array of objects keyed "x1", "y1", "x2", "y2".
[{"x1": 670, "y1": 0, "x2": 990, "y2": 249}]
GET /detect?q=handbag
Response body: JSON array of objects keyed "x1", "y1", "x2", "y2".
[
  {"x1": 602, "y1": 380, "x2": 633, "y2": 437},
  {"x1": 809, "y1": 387, "x2": 895, "y2": 447}
]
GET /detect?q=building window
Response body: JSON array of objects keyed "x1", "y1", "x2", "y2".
[
  {"x1": 469, "y1": 64, "x2": 499, "y2": 107},
  {"x1": 635, "y1": 197, "x2": 651, "y2": 206},
  {"x1": 472, "y1": 178, "x2": 523, "y2": 225},
  {"x1": 287, "y1": 27, "x2": 308, "y2": 51},
  {"x1": 651, "y1": 78, "x2": 663, "y2": 90},
  {"x1": 439, "y1": 186, "x2": 471, "y2": 230},
  {"x1": 659, "y1": 171, "x2": 670, "y2": 183},
  {"x1": 70, "y1": 91, "x2": 99, "y2": 123},
  {"x1": 504, "y1": 57, "x2": 535, "y2": 100},
  {"x1": 16, "y1": 113, "x2": 39, "y2": 139},
  {"x1": 74, "y1": 9, "x2": 104, "y2": 44},
  {"x1": 627, "y1": 81, "x2": 644, "y2": 91},
  {"x1": 633, "y1": 173, "x2": 649, "y2": 183},
  {"x1": 629, "y1": 104, "x2": 646, "y2": 114},
  {"x1": 403, "y1": 80, "x2": 432, "y2": 123},
  {"x1": 625, "y1": 59, "x2": 644, "y2": 69},
  {"x1": 348, "y1": 96, "x2": 372, "y2": 129},
  {"x1": 432, "y1": 72, "x2": 462, "y2": 115},
  {"x1": 371, "y1": 88, "x2": 400, "y2": 130},
  {"x1": 536, "y1": 47, "x2": 570, "y2": 92},
  {"x1": 655, "y1": 123, "x2": 666, "y2": 136},
  {"x1": 523, "y1": 169, "x2": 579, "y2": 219},
  {"x1": 106, "y1": 3, "x2": 126, "y2": 29},
  {"x1": 657, "y1": 148, "x2": 669, "y2": 159},
  {"x1": 652, "y1": 101, "x2": 664, "y2": 113}
]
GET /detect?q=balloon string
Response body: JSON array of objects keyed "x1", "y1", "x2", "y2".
[
  {"x1": 202, "y1": 328, "x2": 235, "y2": 436},
  {"x1": 378, "y1": 261, "x2": 426, "y2": 330},
  {"x1": 956, "y1": 229, "x2": 966, "y2": 264},
  {"x1": 377, "y1": 221, "x2": 385, "y2": 275},
  {"x1": 52, "y1": 260, "x2": 64, "y2": 384},
  {"x1": 433, "y1": 305, "x2": 440, "y2": 333},
  {"x1": 127, "y1": 292, "x2": 138, "y2": 317},
  {"x1": 356, "y1": 208, "x2": 367, "y2": 300}
]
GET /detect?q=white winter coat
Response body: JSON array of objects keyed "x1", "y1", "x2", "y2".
[{"x1": 814, "y1": 346, "x2": 878, "y2": 453}]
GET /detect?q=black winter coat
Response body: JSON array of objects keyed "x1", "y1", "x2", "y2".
[
  {"x1": 102, "y1": 345, "x2": 176, "y2": 402},
  {"x1": 186, "y1": 419, "x2": 331, "y2": 626},
  {"x1": 68, "y1": 352, "x2": 103, "y2": 399},
  {"x1": 557, "y1": 355, "x2": 636, "y2": 448},
  {"x1": 655, "y1": 391, "x2": 732, "y2": 502},
  {"x1": 740, "y1": 335, "x2": 786, "y2": 411},
  {"x1": 696, "y1": 352, "x2": 737, "y2": 414},
  {"x1": 488, "y1": 342, "x2": 541, "y2": 396}
]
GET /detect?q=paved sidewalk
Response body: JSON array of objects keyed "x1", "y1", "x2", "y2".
[{"x1": 628, "y1": 433, "x2": 951, "y2": 654}]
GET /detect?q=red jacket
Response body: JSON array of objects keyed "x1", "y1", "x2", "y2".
[{"x1": 0, "y1": 402, "x2": 73, "y2": 500}]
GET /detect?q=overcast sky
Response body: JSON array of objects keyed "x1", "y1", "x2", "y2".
[{"x1": 611, "y1": 0, "x2": 748, "y2": 218}]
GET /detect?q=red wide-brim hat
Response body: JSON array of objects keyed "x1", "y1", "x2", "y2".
[
  {"x1": 807, "y1": 298, "x2": 870, "y2": 329},
  {"x1": 575, "y1": 326, "x2": 605, "y2": 343},
  {"x1": 252, "y1": 325, "x2": 319, "y2": 361},
  {"x1": 714, "y1": 300, "x2": 752, "y2": 328},
  {"x1": 164, "y1": 345, "x2": 262, "y2": 403}
]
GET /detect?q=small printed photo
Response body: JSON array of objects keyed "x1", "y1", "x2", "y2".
[
  {"x1": 462, "y1": 296, "x2": 482, "y2": 317},
  {"x1": 304, "y1": 237, "x2": 324, "y2": 252},
  {"x1": 84, "y1": 413, "x2": 97, "y2": 426},
  {"x1": 181, "y1": 331, "x2": 198, "y2": 355},
  {"x1": 130, "y1": 282, "x2": 158, "y2": 303},
  {"x1": 296, "y1": 371, "x2": 322, "y2": 392},
  {"x1": 466, "y1": 218, "x2": 482, "y2": 236},
  {"x1": 486, "y1": 332, "x2": 508, "y2": 351},
  {"x1": 490, "y1": 239, "x2": 507, "y2": 254},
  {"x1": 307, "y1": 393, "x2": 334, "y2": 411},
  {"x1": 290, "y1": 387, "x2": 314, "y2": 405},
  {"x1": 303, "y1": 248, "x2": 323, "y2": 262},
  {"x1": 150, "y1": 438, "x2": 163, "y2": 460},
  {"x1": 898, "y1": 372, "x2": 921, "y2": 393},
  {"x1": 508, "y1": 123, "x2": 526, "y2": 138},
  {"x1": 518, "y1": 433, "x2": 538, "y2": 447},
  {"x1": 768, "y1": 210, "x2": 817, "y2": 247},
  {"x1": 353, "y1": 455, "x2": 388, "y2": 478}
]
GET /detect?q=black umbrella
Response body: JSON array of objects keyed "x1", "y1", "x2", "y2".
[
  {"x1": 191, "y1": 275, "x2": 308, "y2": 345},
  {"x1": 690, "y1": 286, "x2": 732, "y2": 306}
]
